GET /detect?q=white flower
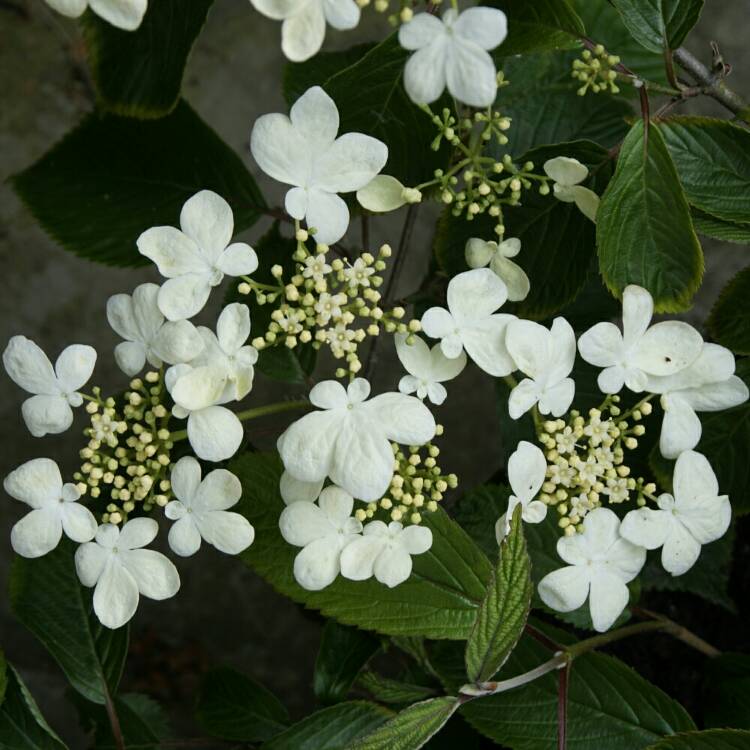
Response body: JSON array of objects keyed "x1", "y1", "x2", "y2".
[
  {"x1": 279, "y1": 485, "x2": 362, "y2": 590},
  {"x1": 495, "y1": 441, "x2": 548, "y2": 542},
  {"x1": 75, "y1": 518, "x2": 180, "y2": 629},
  {"x1": 395, "y1": 333, "x2": 466, "y2": 406},
  {"x1": 137, "y1": 190, "x2": 259, "y2": 321},
  {"x1": 356, "y1": 175, "x2": 419, "y2": 213},
  {"x1": 538, "y1": 507, "x2": 646, "y2": 632},
  {"x1": 3, "y1": 336, "x2": 96, "y2": 437},
  {"x1": 342, "y1": 258, "x2": 376, "y2": 289},
  {"x1": 250, "y1": 0, "x2": 360, "y2": 62},
  {"x1": 278, "y1": 379, "x2": 435, "y2": 502},
  {"x1": 164, "y1": 457, "x2": 254, "y2": 557},
  {"x1": 465, "y1": 237, "x2": 530, "y2": 302},
  {"x1": 421, "y1": 268, "x2": 515, "y2": 377},
  {"x1": 250, "y1": 86, "x2": 388, "y2": 245},
  {"x1": 621, "y1": 451, "x2": 730, "y2": 576},
  {"x1": 506, "y1": 318, "x2": 576, "y2": 419},
  {"x1": 107, "y1": 283, "x2": 204, "y2": 377},
  {"x1": 302, "y1": 254, "x2": 332, "y2": 283},
  {"x1": 315, "y1": 292, "x2": 346, "y2": 326},
  {"x1": 398, "y1": 8, "x2": 508, "y2": 107},
  {"x1": 4, "y1": 458, "x2": 97, "y2": 558},
  {"x1": 577, "y1": 285, "x2": 703, "y2": 395},
  {"x1": 44, "y1": 0, "x2": 147, "y2": 30},
  {"x1": 280, "y1": 471, "x2": 324, "y2": 505},
  {"x1": 543, "y1": 157, "x2": 600, "y2": 222},
  {"x1": 340, "y1": 520, "x2": 433, "y2": 588}
]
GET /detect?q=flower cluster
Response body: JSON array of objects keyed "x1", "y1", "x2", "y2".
[{"x1": 571, "y1": 45, "x2": 622, "y2": 96}]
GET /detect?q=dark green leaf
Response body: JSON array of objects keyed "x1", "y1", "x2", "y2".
[
  {"x1": 9, "y1": 541, "x2": 128, "y2": 705},
  {"x1": 0, "y1": 651, "x2": 6, "y2": 707},
  {"x1": 82, "y1": 0, "x2": 214, "y2": 118},
  {"x1": 597, "y1": 119, "x2": 703, "y2": 312},
  {"x1": 647, "y1": 729, "x2": 750, "y2": 750},
  {"x1": 702, "y1": 654, "x2": 750, "y2": 729},
  {"x1": 692, "y1": 210, "x2": 750, "y2": 244},
  {"x1": 357, "y1": 672, "x2": 437, "y2": 705},
  {"x1": 708, "y1": 265, "x2": 750, "y2": 354},
  {"x1": 11, "y1": 100, "x2": 265, "y2": 267},
  {"x1": 452, "y1": 483, "x2": 511, "y2": 558},
  {"x1": 610, "y1": 0, "x2": 704, "y2": 53}
]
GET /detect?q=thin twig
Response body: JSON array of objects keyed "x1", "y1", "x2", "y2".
[
  {"x1": 525, "y1": 623, "x2": 563, "y2": 652},
  {"x1": 103, "y1": 685, "x2": 125, "y2": 750},
  {"x1": 632, "y1": 607, "x2": 721, "y2": 658},
  {"x1": 557, "y1": 662, "x2": 570, "y2": 750}
]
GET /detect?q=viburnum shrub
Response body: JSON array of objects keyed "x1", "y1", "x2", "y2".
[{"x1": 3, "y1": 0, "x2": 750, "y2": 748}]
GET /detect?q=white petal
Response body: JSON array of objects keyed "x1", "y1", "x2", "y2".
[
  {"x1": 171, "y1": 366, "x2": 226, "y2": 411},
  {"x1": 538, "y1": 566, "x2": 590, "y2": 613},
  {"x1": 280, "y1": 501, "x2": 334, "y2": 547},
  {"x1": 250, "y1": 0, "x2": 297, "y2": 19},
  {"x1": 523, "y1": 500, "x2": 548, "y2": 524},
  {"x1": 580, "y1": 507, "x2": 621, "y2": 553},
  {"x1": 395, "y1": 333, "x2": 431, "y2": 378},
  {"x1": 659, "y1": 395, "x2": 702, "y2": 459},
  {"x1": 508, "y1": 441, "x2": 546, "y2": 502},
  {"x1": 164, "y1": 500, "x2": 186, "y2": 521},
  {"x1": 577, "y1": 323, "x2": 622, "y2": 368},
  {"x1": 679, "y1": 375, "x2": 749, "y2": 412},
  {"x1": 605, "y1": 537, "x2": 647, "y2": 582},
  {"x1": 168, "y1": 516, "x2": 202, "y2": 557},
  {"x1": 194, "y1": 468, "x2": 242, "y2": 512},
  {"x1": 340, "y1": 535, "x2": 385, "y2": 581},
  {"x1": 309, "y1": 379, "x2": 348, "y2": 409},
  {"x1": 452, "y1": 7, "x2": 507, "y2": 50},
  {"x1": 403, "y1": 39, "x2": 448, "y2": 105},
  {"x1": 506, "y1": 319, "x2": 548, "y2": 379},
  {"x1": 421, "y1": 307, "x2": 456, "y2": 340},
  {"x1": 216, "y1": 243, "x2": 259, "y2": 277},
  {"x1": 647, "y1": 343, "x2": 735, "y2": 394},
  {"x1": 293, "y1": 537, "x2": 342, "y2": 590},
  {"x1": 282, "y1": 1, "x2": 326, "y2": 62},
  {"x1": 357, "y1": 175, "x2": 406, "y2": 213},
  {"x1": 45, "y1": 0, "x2": 87, "y2": 17},
  {"x1": 88, "y1": 0, "x2": 147, "y2": 30},
  {"x1": 314, "y1": 133, "x2": 389, "y2": 194},
  {"x1": 21, "y1": 394, "x2": 73, "y2": 437},
  {"x1": 543, "y1": 157, "x2": 588, "y2": 187},
  {"x1": 571, "y1": 185, "x2": 600, "y2": 222},
  {"x1": 137, "y1": 227, "x2": 208, "y2": 278},
  {"x1": 318, "y1": 485, "x2": 355, "y2": 524},
  {"x1": 55, "y1": 344, "x2": 96, "y2": 393},
  {"x1": 445, "y1": 38, "x2": 498, "y2": 108},
  {"x1": 508, "y1": 379, "x2": 540, "y2": 419},
  {"x1": 621, "y1": 285, "x2": 654, "y2": 346},
  {"x1": 60, "y1": 503, "x2": 97, "y2": 544},
  {"x1": 364, "y1": 393, "x2": 436, "y2": 446},
  {"x1": 3, "y1": 336, "x2": 58, "y2": 395},
  {"x1": 115, "y1": 342, "x2": 148, "y2": 376},
  {"x1": 597, "y1": 365, "x2": 627, "y2": 395},
  {"x1": 448, "y1": 268, "x2": 508, "y2": 324},
  {"x1": 217, "y1": 303, "x2": 251, "y2": 355},
  {"x1": 170, "y1": 456, "x2": 202, "y2": 503},
  {"x1": 179, "y1": 190, "x2": 233, "y2": 262},
  {"x1": 633, "y1": 322, "x2": 703, "y2": 377},
  {"x1": 589, "y1": 570, "x2": 630, "y2": 632},
  {"x1": 398, "y1": 12, "x2": 445, "y2": 50},
  {"x1": 548, "y1": 318, "x2": 577, "y2": 382},
  {"x1": 198, "y1": 511, "x2": 255, "y2": 554},
  {"x1": 323, "y1": 0, "x2": 360, "y2": 29},
  {"x1": 285, "y1": 187, "x2": 309, "y2": 220},
  {"x1": 278, "y1": 410, "x2": 340, "y2": 483},
  {"x1": 106, "y1": 292, "x2": 140, "y2": 342},
  {"x1": 460, "y1": 315, "x2": 515, "y2": 377},
  {"x1": 4, "y1": 458, "x2": 62, "y2": 508},
  {"x1": 426, "y1": 382, "x2": 448, "y2": 405},
  {"x1": 93, "y1": 560, "x2": 140, "y2": 629},
  {"x1": 490, "y1": 256, "x2": 530, "y2": 302},
  {"x1": 398, "y1": 375, "x2": 418, "y2": 396},
  {"x1": 11, "y1": 508, "x2": 62, "y2": 558},
  {"x1": 440, "y1": 334, "x2": 465, "y2": 360},
  {"x1": 399, "y1": 524, "x2": 432, "y2": 554},
  {"x1": 75, "y1": 541, "x2": 108, "y2": 587},
  {"x1": 290, "y1": 85, "x2": 340, "y2": 151},
  {"x1": 465, "y1": 238, "x2": 494, "y2": 269},
  {"x1": 123, "y1": 549, "x2": 180, "y2": 600},
  {"x1": 620, "y1": 508, "x2": 671, "y2": 550},
  {"x1": 118, "y1": 517, "x2": 158, "y2": 550},
  {"x1": 661, "y1": 522, "x2": 702, "y2": 576},
  {"x1": 429, "y1": 343, "x2": 467, "y2": 382},
  {"x1": 374, "y1": 547, "x2": 413, "y2": 588},
  {"x1": 151, "y1": 320, "x2": 204, "y2": 366},
  {"x1": 188, "y1": 406, "x2": 244, "y2": 462},
  {"x1": 157, "y1": 274, "x2": 213, "y2": 321},
  {"x1": 538, "y1": 379, "x2": 575, "y2": 417},
  {"x1": 251, "y1": 113, "x2": 309, "y2": 185},
  {"x1": 305, "y1": 189, "x2": 350, "y2": 245}
]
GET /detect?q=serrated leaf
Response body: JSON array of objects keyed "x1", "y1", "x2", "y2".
[
  {"x1": 234, "y1": 452, "x2": 492, "y2": 640},
  {"x1": 9, "y1": 541, "x2": 128, "y2": 705},
  {"x1": 647, "y1": 729, "x2": 750, "y2": 750},
  {"x1": 692, "y1": 210, "x2": 750, "y2": 244},
  {"x1": 11, "y1": 100, "x2": 265, "y2": 267},
  {"x1": 597, "y1": 119, "x2": 703, "y2": 312},
  {"x1": 81, "y1": 0, "x2": 214, "y2": 118},
  {"x1": 610, "y1": 0, "x2": 704, "y2": 53},
  {"x1": 702, "y1": 653, "x2": 750, "y2": 730},
  {"x1": 708, "y1": 265, "x2": 750, "y2": 354},
  {"x1": 358, "y1": 672, "x2": 437, "y2": 705}
]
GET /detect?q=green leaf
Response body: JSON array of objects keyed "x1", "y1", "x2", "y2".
[
  {"x1": 314, "y1": 621, "x2": 380, "y2": 705},
  {"x1": 597, "y1": 119, "x2": 703, "y2": 312},
  {"x1": 465, "y1": 506, "x2": 532, "y2": 683},
  {"x1": 234, "y1": 452, "x2": 492, "y2": 640},
  {"x1": 358, "y1": 672, "x2": 437, "y2": 705},
  {"x1": 11, "y1": 100, "x2": 265, "y2": 267},
  {"x1": 610, "y1": 0, "x2": 704, "y2": 53},
  {"x1": 349, "y1": 697, "x2": 460, "y2": 750},
  {"x1": 647, "y1": 729, "x2": 750, "y2": 750},
  {"x1": 0, "y1": 651, "x2": 6, "y2": 707},
  {"x1": 708, "y1": 265, "x2": 750, "y2": 354},
  {"x1": 81, "y1": 0, "x2": 214, "y2": 118},
  {"x1": 702, "y1": 653, "x2": 750, "y2": 730},
  {"x1": 262, "y1": 702, "x2": 392, "y2": 750},
  {"x1": 659, "y1": 117, "x2": 750, "y2": 225},
  {"x1": 9, "y1": 541, "x2": 128, "y2": 705},
  {"x1": 691, "y1": 210, "x2": 750, "y2": 244},
  {"x1": 195, "y1": 667, "x2": 289, "y2": 742}
]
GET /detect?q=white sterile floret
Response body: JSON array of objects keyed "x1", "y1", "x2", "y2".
[
  {"x1": 495, "y1": 441, "x2": 548, "y2": 542},
  {"x1": 538, "y1": 507, "x2": 646, "y2": 632},
  {"x1": 395, "y1": 333, "x2": 466, "y2": 405},
  {"x1": 3, "y1": 336, "x2": 97, "y2": 437},
  {"x1": 250, "y1": 0, "x2": 360, "y2": 62},
  {"x1": 398, "y1": 7, "x2": 508, "y2": 107},
  {"x1": 620, "y1": 451, "x2": 731, "y2": 576},
  {"x1": 137, "y1": 190, "x2": 259, "y2": 321},
  {"x1": 164, "y1": 456, "x2": 254, "y2": 557},
  {"x1": 75, "y1": 518, "x2": 180, "y2": 629},
  {"x1": 543, "y1": 157, "x2": 600, "y2": 222},
  {"x1": 644, "y1": 343, "x2": 749, "y2": 459},
  {"x1": 44, "y1": 0, "x2": 147, "y2": 30},
  {"x1": 421, "y1": 268, "x2": 516, "y2": 377},
  {"x1": 4, "y1": 458, "x2": 97, "y2": 558},
  {"x1": 280, "y1": 471, "x2": 324, "y2": 505},
  {"x1": 465, "y1": 237, "x2": 530, "y2": 302},
  {"x1": 107, "y1": 283, "x2": 205, "y2": 377},
  {"x1": 578, "y1": 285, "x2": 703, "y2": 395},
  {"x1": 251, "y1": 86, "x2": 388, "y2": 245},
  {"x1": 278, "y1": 379, "x2": 435, "y2": 502},
  {"x1": 279, "y1": 485, "x2": 362, "y2": 590},
  {"x1": 505, "y1": 318, "x2": 576, "y2": 419},
  {"x1": 340, "y1": 520, "x2": 433, "y2": 588},
  {"x1": 356, "y1": 175, "x2": 421, "y2": 213}
]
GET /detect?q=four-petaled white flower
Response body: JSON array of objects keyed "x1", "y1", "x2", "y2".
[
  {"x1": 44, "y1": 0, "x2": 147, "y2": 30},
  {"x1": 421, "y1": 268, "x2": 516, "y2": 377},
  {"x1": 250, "y1": 0, "x2": 360, "y2": 62},
  {"x1": 495, "y1": 441, "x2": 548, "y2": 542},
  {"x1": 543, "y1": 157, "x2": 600, "y2": 222},
  {"x1": 278, "y1": 379, "x2": 435, "y2": 502},
  {"x1": 578, "y1": 285, "x2": 703, "y2": 395},
  {"x1": 75, "y1": 518, "x2": 180, "y2": 629},
  {"x1": 395, "y1": 333, "x2": 466, "y2": 406},
  {"x1": 315, "y1": 292, "x2": 346, "y2": 326},
  {"x1": 251, "y1": 86, "x2": 388, "y2": 246},
  {"x1": 506, "y1": 318, "x2": 576, "y2": 419},
  {"x1": 342, "y1": 258, "x2": 375, "y2": 289},
  {"x1": 279, "y1": 485, "x2": 362, "y2": 590},
  {"x1": 4, "y1": 458, "x2": 97, "y2": 558},
  {"x1": 302, "y1": 254, "x2": 332, "y2": 284},
  {"x1": 465, "y1": 237, "x2": 530, "y2": 302},
  {"x1": 3, "y1": 336, "x2": 97, "y2": 437},
  {"x1": 398, "y1": 8, "x2": 508, "y2": 107},
  {"x1": 620, "y1": 451, "x2": 731, "y2": 576},
  {"x1": 138, "y1": 190, "x2": 259, "y2": 321},
  {"x1": 538, "y1": 507, "x2": 646, "y2": 632},
  {"x1": 107, "y1": 283, "x2": 204, "y2": 377},
  {"x1": 340, "y1": 520, "x2": 433, "y2": 588},
  {"x1": 164, "y1": 457, "x2": 254, "y2": 557}
]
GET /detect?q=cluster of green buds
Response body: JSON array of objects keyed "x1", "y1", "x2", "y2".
[
  {"x1": 536, "y1": 396, "x2": 656, "y2": 536},
  {"x1": 355, "y1": 425, "x2": 458, "y2": 526},
  {"x1": 571, "y1": 45, "x2": 622, "y2": 96},
  {"x1": 74, "y1": 371, "x2": 174, "y2": 525},
  {"x1": 239, "y1": 229, "x2": 421, "y2": 378}
]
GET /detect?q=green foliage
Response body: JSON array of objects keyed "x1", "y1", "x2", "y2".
[
  {"x1": 0, "y1": 651, "x2": 6, "y2": 707},
  {"x1": 609, "y1": 0, "x2": 704, "y2": 53},
  {"x1": 81, "y1": 0, "x2": 215, "y2": 118},
  {"x1": 234, "y1": 452, "x2": 492, "y2": 640},
  {"x1": 701, "y1": 653, "x2": 750, "y2": 730},
  {"x1": 691, "y1": 210, "x2": 750, "y2": 244},
  {"x1": 9, "y1": 541, "x2": 128, "y2": 705},
  {"x1": 708, "y1": 265, "x2": 750, "y2": 354},
  {"x1": 597, "y1": 119, "x2": 703, "y2": 312},
  {"x1": 357, "y1": 672, "x2": 437, "y2": 705},
  {"x1": 195, "y1": 667, "x2": 289, "y2": 742},
  {"x1": 647, "y1": 730, "x2": 750, "y2": 750},
  {"x1": 11, "y1": 101, "x2": 265, "y2": 267}
]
